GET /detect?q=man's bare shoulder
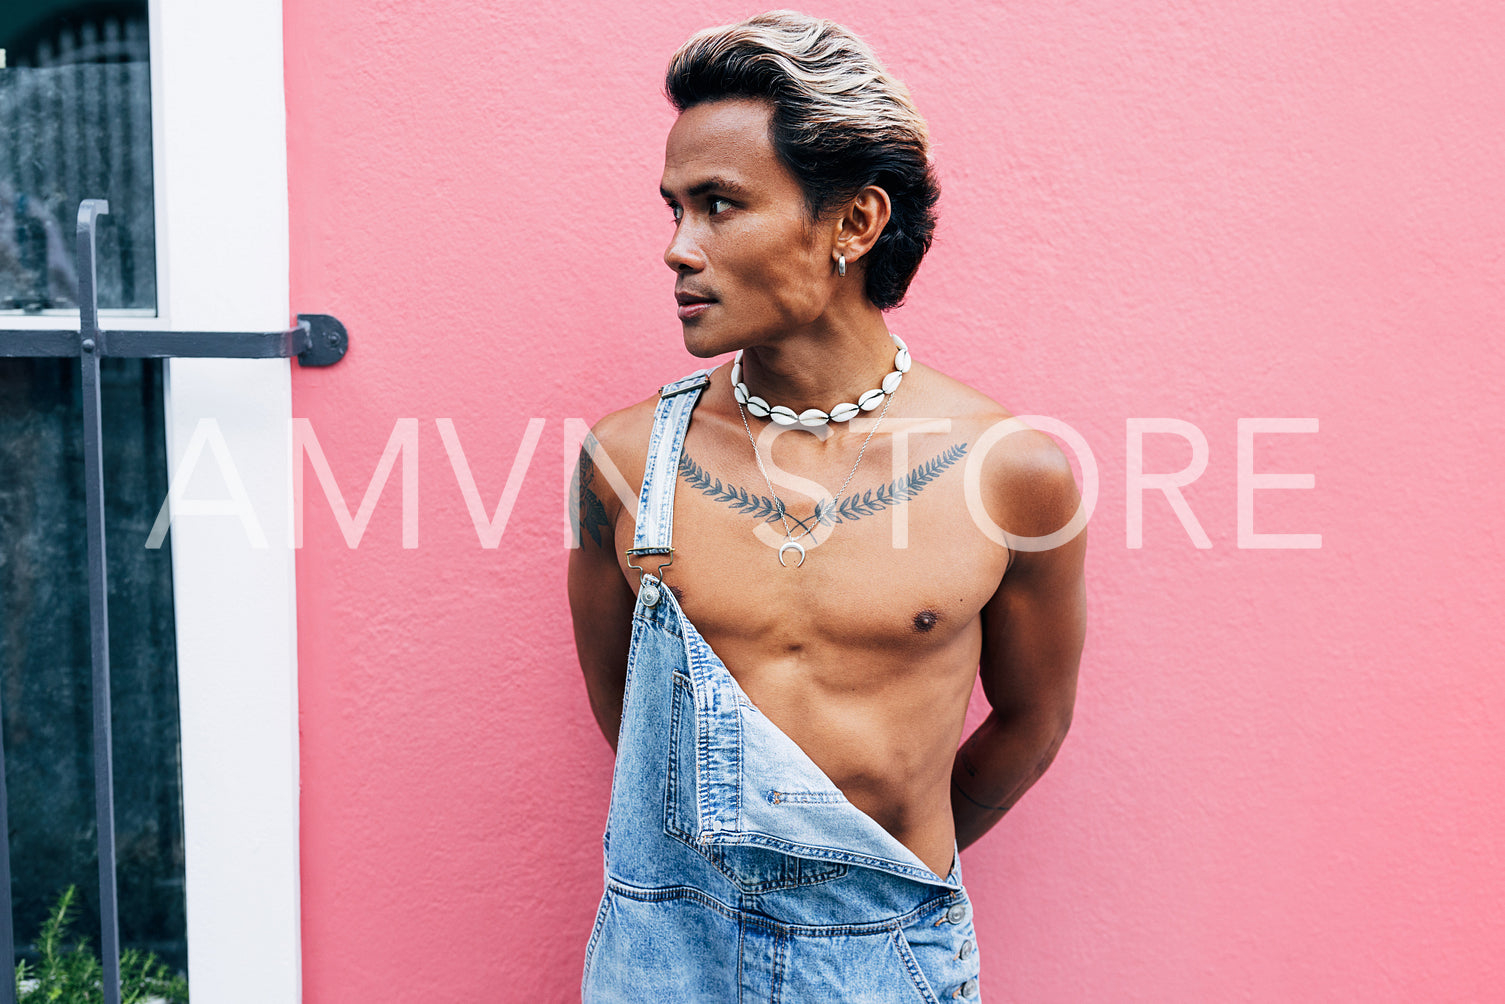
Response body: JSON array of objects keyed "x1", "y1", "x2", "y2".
[
  {"x1": 578, "y1": 392, "x2": 659, "y2": 524},
  {"x1": 914, "y1": 363, "x2": 1081, "y2": 542},
  {"x1": 589, "y1": 393, "x2": 658, "y2": 465},
  {"x1": 906, "y1": 362, "x2": 1011, "y2": 425},
  {"x1": 589, "y1": 365, "x2": 730, "y2": 467}
]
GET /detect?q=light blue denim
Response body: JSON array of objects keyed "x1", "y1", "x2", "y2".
[{"x1": 582, "y1": 371, "x2": 983, "y2": 1002}]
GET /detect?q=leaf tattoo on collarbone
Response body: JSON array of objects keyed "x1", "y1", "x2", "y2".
[{"x1": 679, "y1": 443, "x2": 968, "y2": 527}]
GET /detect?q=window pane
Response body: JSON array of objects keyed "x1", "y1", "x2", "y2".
[
  {"x1": 0, "y1": 355, "x2": 187, "y2": 980},
  {"x1": 1, "y1": 1, "x2": 155, "y2": 313}
]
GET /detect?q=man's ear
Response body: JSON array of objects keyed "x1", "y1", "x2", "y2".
[{"x1": 833, "y1": 185, "x2": 893, "y2": 265}]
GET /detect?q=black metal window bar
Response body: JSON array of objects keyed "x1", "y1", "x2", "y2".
[{"x1": 0, "y1": 199, "x2": 347, "y2": 1004}]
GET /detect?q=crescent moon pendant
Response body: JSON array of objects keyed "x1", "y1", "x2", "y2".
[{"x1": 778, "y1": 540, "x2": 806, "y2": 568}]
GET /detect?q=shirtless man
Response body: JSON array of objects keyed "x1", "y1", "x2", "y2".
[{"x1": 570, "y1": 12, "x2": 1086, "y2": 1001}]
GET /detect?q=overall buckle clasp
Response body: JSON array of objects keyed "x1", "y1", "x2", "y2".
[{"x1": 625, "y1": 546, "x2": 675, "y2": 579}]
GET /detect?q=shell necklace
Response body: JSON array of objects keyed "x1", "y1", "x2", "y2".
[
  {"x1": 733, "y1": 331, "x2": 911, "y2": 427},
  {"x1": 732, "y1": 333, "x2": 909, "y2": 567}
]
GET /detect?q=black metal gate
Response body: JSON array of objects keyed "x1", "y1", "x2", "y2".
[{"x1": 0, "y1": 199, "x2": 347, "y2": 1004}]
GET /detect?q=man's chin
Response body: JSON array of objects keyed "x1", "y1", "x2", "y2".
[{"x1": 681, "y1": 326, "x2": 738, "y2": 359}]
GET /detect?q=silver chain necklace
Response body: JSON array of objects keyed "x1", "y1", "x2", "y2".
[{"x1": 733, "y1": 356, "x2": 900, "y2": 568}]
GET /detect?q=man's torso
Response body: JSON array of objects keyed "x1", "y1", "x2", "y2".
[{"x1": 600, "y1": 361, "x2": 1019, "y2": 876}]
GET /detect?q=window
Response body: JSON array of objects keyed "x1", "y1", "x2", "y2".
[
  {"x1": 1, "y1": 1, "x2": 156, "y2": 314},
  {"x1": 2, "y1": 0, "x2": 186, "y2": 982},
  {"x1": 2, "y1": 0, "x2": 300, "y2": 998}
]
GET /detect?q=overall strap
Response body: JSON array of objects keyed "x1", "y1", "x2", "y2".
[{"x1": 628, "y1": 369, "x2": 712, "y2": 574}]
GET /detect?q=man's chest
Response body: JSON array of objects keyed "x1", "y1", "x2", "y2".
[{"x1": 619, "y1": 445, "x2": 1007, "y2": 651}]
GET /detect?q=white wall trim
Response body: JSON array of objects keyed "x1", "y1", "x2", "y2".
[{"x1": 151, "y1": 0, "x2": 301, "y2": 999}]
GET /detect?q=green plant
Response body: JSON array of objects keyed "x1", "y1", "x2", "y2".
[{"x1": 13, "y1": 885, "x2": 188, "y2": 1004}]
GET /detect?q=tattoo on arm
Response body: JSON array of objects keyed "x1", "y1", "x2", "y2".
[
  {"x1": 679, "y1": 442, "x2": 969, "y2": 525},
  {"x1": 951, "y1": 776, "x2": 1011, "y2": 814},
  {"x1": 572, "y1": 434, "x2": 612, "y2": 549},
  {"x1": 953, "y1": 748, "x2": 1011, "y2": 813}
]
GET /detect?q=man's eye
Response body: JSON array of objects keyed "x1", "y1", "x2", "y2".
[
  {"x1": 668, "y1": 204, "x2": 682, "y2": 222},
  {"x1": 709, "y1": 198, "x2": 731, "y2": 215}
]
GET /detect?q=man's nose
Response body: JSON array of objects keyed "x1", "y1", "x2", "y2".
[{"x1": 663, "y1": 228, "x2": 705, "y2": 273}]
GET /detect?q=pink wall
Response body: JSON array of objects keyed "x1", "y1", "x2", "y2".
[{"x1": 284, "y1": 1, "x2": 1505, "y2": 1000}]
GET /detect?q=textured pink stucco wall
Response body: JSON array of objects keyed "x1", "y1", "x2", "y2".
[{"x1": 284, "y1": 1, "x2": 1505, "y2": 1000}]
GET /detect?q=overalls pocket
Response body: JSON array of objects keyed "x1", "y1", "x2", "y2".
[{"x1": 662, "y1": 672, "x2": 849, "y2": 892}]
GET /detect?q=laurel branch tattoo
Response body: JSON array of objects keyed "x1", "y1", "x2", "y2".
[{"x1": 679, "y1": 442, "x2": 968, "y2": 527}]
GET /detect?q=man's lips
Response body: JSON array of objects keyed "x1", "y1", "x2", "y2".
[{"x1": 676, "y1": 292, "x2": 716, "y2": 320}]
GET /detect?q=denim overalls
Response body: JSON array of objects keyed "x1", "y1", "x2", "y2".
[{"x1": 583, "y1": 371, "x2": 983, "y2": 1003}]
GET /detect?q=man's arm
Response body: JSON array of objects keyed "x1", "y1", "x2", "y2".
[
  {"x1": 567, "y1": 431, "x2": 639, "y2": 754},
  {"x1": 951, "y1": 434, "x2": 1087, "y2": 849}
]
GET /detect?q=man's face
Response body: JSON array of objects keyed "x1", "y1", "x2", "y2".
[{"x1": 660, "y1": 98, "x2": 833, "y2": 357}]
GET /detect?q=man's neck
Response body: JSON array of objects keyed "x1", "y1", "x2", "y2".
[{"x1": 738, "y1": 305, "x2": 897, "y2": 414}]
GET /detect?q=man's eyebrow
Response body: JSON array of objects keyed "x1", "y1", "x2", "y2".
[{"x1": 659, "y1": 177, "x2": 751, "y2": 201}]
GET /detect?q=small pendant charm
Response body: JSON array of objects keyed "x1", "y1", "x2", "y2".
[{"x1": 778, "y1": 540, "x2": 806, "y2": 568}]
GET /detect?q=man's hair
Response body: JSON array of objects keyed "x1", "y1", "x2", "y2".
[{"x1": 665, "y1": 10, "x2": 939, "y2": 311}]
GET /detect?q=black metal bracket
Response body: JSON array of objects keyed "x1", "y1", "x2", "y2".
[
  {"x1": 297, "y1": 312, "x2": 349, "y2": 366},
  {"x1": 0, "y1": 316, "x2": 350, "y2": 365},
  {"x1": 0, "y1": 204, "x2": 349, "y2": 366}
]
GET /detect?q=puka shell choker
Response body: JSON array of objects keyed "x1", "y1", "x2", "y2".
[{"x1": 732, "y1": 332, "x2": 911, "y2": 428}]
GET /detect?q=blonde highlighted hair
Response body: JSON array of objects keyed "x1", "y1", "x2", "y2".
[{"x1": 666, "y1": 10, "x2": 939, "y2": 310}]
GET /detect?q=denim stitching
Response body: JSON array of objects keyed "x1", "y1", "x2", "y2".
[
  {"x1": 732, "y1": 667, "x2": 744, "y2": 832},
  {"x1": 605, "y1": 878, "x2": 959, "y2": 937},
  {"x1": 736, "y1": 917, "x2": 745, "y2": 1004},
  {"x1": 603, "y1": 614, "x2": 656, "y2": 826},
  {"x1": 893, "y1": 924, "x2": 942, "y2": 1004},
  {"x1": 678, "y1": 607, "x2": 716, "y2": 838},
  {"x1": 580, "y1": 891, "x2": 613, "y2": 996},
  {"x1": 712, "y1": 848, "x2": 849, "y2": 894},
  {"x1": 716, "y1": 831, "x2": 951, "y2": 885},
  {"x1": 666, "y1": 798, "x2": 853, "y2": 893},
  {"x1": 770, "y1": 929, "x2": 787, "y2": 1004},
  {"x1": 685, "y1": 612, "x2": 741, "y2": 839},
  {"x1": 631, "y1": 401, "x2": 667, "y2": 551},
  {"x1": 664, "y1": 673, "x2": 687, "y2": 840}
]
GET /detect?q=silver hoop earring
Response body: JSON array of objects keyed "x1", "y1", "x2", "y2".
[{"x1": 837, "y1": 254, "x2": 846, "y2": 277}]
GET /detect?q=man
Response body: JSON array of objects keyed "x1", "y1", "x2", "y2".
[{"x1": 569, "y1": 12, "x2": 1086, "y2": 1001}]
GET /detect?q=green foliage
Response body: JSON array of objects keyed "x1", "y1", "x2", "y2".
[{"x1": 13, "y1": 886, "x2": 188, "y2": 1004}]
